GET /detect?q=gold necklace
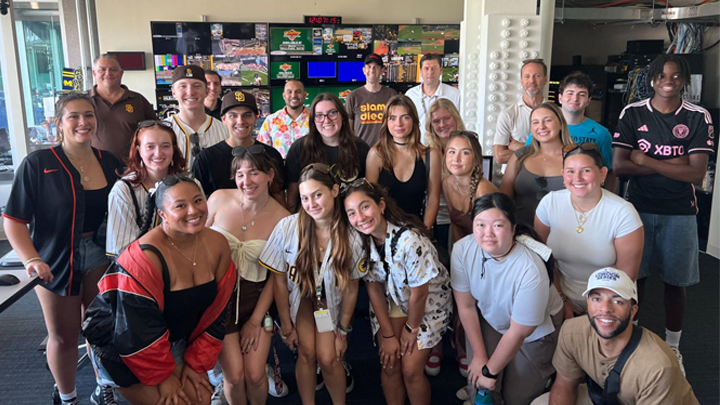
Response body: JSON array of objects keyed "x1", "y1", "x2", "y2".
[
  {"x1": 166, "y1": 234, "x2": 198, "y2": 266},
  {"x1": 239, "y1": 197, "x2": 270, "y2": 231},
  {"x1": 570, "y1": 199, "x2": 597, "y2": 234},
  {"x1": 65, "y1": 150, "x2": 93, "y2": 183}
]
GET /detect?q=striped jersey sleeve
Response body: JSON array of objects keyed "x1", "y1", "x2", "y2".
[
  {"x1": 259, "y1": 214, "x2": 297, "y2": 273},
  {"x1": 106, "y1": 178, "x2": 148, "y2": 257}
]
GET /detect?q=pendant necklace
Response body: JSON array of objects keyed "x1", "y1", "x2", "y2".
[
  {"x1": 65, "y1": 150, "x2": 93, "y2": 183},
  {"x1": 239, "y1": 198, "x2": 270, "y2": 231},
  {"x1": 571, "y1": 199, "x2": 597, "y2": 234},
  {"x1": 166, "y1": 234, "x2": 198, "y2": 266}
]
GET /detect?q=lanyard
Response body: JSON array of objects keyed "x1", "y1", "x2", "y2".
[{"x1": 314, "y1": 240, "x2": 332, "y2": 306}]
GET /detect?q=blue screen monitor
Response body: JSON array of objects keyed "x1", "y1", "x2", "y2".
[
  {"x1": 307, "y1": 62, "x2": 336, "y2": 79},
  {"x1": 338, "y1": 61, "x2": 365, "y2": 82}
]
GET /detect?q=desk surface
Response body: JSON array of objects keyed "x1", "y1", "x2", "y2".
[{"x1": 0, "y1": 268, "x2": 40, "y2": 314}]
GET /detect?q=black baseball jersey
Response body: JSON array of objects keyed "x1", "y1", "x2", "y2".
[
  {"x1": 3, "y1": 147, "x2": 122, "y2": 295},
  {"x1": 613, "y1": 99, "x2": 714, "y2": 215}
]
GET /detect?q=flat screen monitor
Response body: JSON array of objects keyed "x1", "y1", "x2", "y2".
[
  {"x1": 338, "y1": 61, "x2": 365, "y2": 82},
  {"x1": 307, "y1": 62, "x2": 336, "y2": 79}
]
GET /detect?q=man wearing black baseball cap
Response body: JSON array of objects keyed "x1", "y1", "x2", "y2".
[
  {"x1": 192, "y1": 89, "x2": 285, "y2": 200},
  {"x1": 166, "y1": 65, "x2": 227, "y2": 168},
  {"x1": 345, "y1": 53, "x2": 397, "y2": 146}
]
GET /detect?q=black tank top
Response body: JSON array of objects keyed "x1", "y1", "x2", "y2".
[
  {"x1": 140, "y1": 244, "x2": 217, "y2": 342},
  {"x1": 83, "y1": 184, "x2": 112, "y2": 232},
  {"x1": 377, "y1": 157, "x2": 426, "y2": 219}
]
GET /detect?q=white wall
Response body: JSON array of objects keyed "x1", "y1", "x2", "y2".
[
  {"x1": 552, "y1": 22, "x2": 719, "y2": 109},
  {"x1": 95, "y1": 0, "x2": 464, "y2": 106}
]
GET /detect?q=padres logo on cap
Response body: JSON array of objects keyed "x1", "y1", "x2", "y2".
[
  {"x1": 235, "y1": 91, "x2": 245, "y2": 102},
  {"x1": 185, "y1": 68, "x2": 193, "y2": 77},
  {"x1": 125, "y1": 104, "x2": 134, "y2": 113}
]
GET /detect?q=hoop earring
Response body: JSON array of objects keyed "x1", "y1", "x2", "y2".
[
  {"x1": 170, "y1": 160, "x2": 174, "y2": 167},
  {"x1": 650, "y1": 80, "x2": 654, "y2": 87},
  {"x1": 140, "y1": 160, "x2": 144, "y2": 167}
]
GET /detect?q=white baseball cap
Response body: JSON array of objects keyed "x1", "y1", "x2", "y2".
[{"x1": 582, "y1": 268, "x2": 638, "y2": 302}]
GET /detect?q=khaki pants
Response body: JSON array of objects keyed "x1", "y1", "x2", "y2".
[{"x1": 466, "y1": 310, "x2": 563, "y2": 405}]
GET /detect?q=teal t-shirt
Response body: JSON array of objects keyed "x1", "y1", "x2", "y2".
[{"x1": 525, "y1": 118, "x2": 614, "y2": 169}]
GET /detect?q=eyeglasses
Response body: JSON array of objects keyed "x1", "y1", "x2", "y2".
[
  {"x1": 562, "y1": 142, "x2": 599, "y2": 158},
  {"x1": 314, "y1": 110, "x2": 340, "y2": 123},
  {"x1": 189, "y1": 133, "x2": 200, "y2": 156},
  {"x1": 159, "y1": 173, "x2": 195, "y2": 187},
  {"x1": 138, "y1": 120, "x2": 173, "y2": 129},
  {"x1": 232, "y1": 144, "x2": 266, "y2": 157}
]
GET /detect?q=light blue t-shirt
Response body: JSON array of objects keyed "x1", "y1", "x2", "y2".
[{"x1": 525, "y1": 118, "x2": 613, "y2": 169}]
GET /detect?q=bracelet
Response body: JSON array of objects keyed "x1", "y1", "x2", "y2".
[
  {"x1": 382, "y1": 334, "x2": 396, "y2": 339},
  {"x1": 337, "y1": 323, "x2": 353, "y2": 333},
  {"x1": 23, "y1": 257, "x2": 42, "y2": 268},
  {"x1": 280, "y1": 326, "x2": 294, "y2": 340},
  {"x1": 558, "y1": 291, "x2": 568, "y2": 303},
  {"x1": 404, "y1": 322, "x2": 419, "y2": 334}
]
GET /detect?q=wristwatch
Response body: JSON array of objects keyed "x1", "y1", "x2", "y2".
[
  {"x1": 404, "y1": 322, "x2": 419, "y2": 334},
  {"x1": 482, "y1": 364, "x2": 499, "y2": 380}
]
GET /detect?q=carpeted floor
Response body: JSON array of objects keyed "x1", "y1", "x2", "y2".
[{"x1": 0, "y1": 243, "x2": 717, "y2": 404}]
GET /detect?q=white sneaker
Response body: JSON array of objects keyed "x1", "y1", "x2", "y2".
[
  {"x1": 267, "y1": 364, "x2": 289, "y2": 398},
  {"x1": 210, "y1": 378, "x2": 227, "y2": 405},
  {"x1": 671, "y1": 346, "x2": 686, "y2": 377},
  {"x1": 456, "y1": 386, "x2": 470, "y2": 401}
]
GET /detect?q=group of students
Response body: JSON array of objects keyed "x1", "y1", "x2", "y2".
[{"x1": 2, "y1": 52, "x2": 710, "y2": 405}]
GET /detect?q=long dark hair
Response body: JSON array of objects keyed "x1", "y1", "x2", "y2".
[
  {"x1": 341, "y1": 179, "x2": 429, "y2": 266},
  {"x1": 301, "y1": 93, "x2": 360, "y2": 181},
  {"x1": 121, "y1": 123, "x2": 186, "y2": 185},
  {"x1": 472, "y1": 192, "x2": 554, "y2": 284},
  {"x1": 295, "y1": 164, "x2": 354, "y2": 297},
  {"x1": 375, "y1": 95, "x2": 427, "y2": 171}
]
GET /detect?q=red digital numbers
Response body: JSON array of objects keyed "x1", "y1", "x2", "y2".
[{"x1": 305, "y1": 16, "x2": 342, "y2": 25}]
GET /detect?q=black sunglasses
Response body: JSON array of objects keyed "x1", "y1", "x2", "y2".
[
  {"x1": 189, "y1": 133, "x2": 201, "y2": 156},
  {"x1": 138, "y1": 120, "x2": 172, "y2": 129},
  {"x1": 232, "y1": 144, "x2": 266, "y2": 157},
  {"x1": 303, "y1": 163, "x2": 331, "y2": 175},
  {"x1": 159, "y1": 173, "x2": 195, "y2": 187}
]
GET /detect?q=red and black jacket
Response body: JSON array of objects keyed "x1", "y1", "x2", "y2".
[
  {"x1": 3, "y1": 146, "x2": 122, "y2": 296},
  {"x1": 83, "y1": 241, "x2": 237, "y2": 386}
]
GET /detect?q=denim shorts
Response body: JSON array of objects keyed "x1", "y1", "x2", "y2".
[
  {"x1": 78, "y1": 236, "x2": 110, "y2": 276},
  {"x1": 638, "y1": 212, "x2": 699, "y2": 287},
  {"x1": 91, "y1": 339, "x2": 187, "y2": 388}
]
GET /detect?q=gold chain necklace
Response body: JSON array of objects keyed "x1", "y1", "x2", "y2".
[
  {"x1": 65, "y1": 150, "x2": 93, "y2": 183},
  {"x1": 166, "y1": 234, "x2": 198, "y2": 266},
  {"x1": 239, "y1": 197, "x2": 270, "y2": 231},
  {"x1": 570, "y1": 199, "x2": 597, "y2": 234}
]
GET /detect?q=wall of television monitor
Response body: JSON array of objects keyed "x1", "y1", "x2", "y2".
[{"x1": 151, "y1": 21, "x2": 460, "y2": 124}]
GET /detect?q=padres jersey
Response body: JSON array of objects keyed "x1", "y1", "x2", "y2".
[
  {"x1": 166, "y1": 113, "x2": 227, "y2": 168},
  {"x1": 258, "y1": 214, "x2": 366, "y2": 327},
  {"x1": 613, "y1": 99, "x2": 714, "y2": 215}
]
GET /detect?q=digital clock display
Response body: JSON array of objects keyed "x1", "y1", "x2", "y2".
[{"x1": 304, "y1": 16, "x2": 342, "y2": 25}]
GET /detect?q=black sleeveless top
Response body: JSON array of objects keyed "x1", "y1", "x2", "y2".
[
  {"x1": 377, "y1": 157, "x2": 426, "y2": 219},
  {"x1": 83, "y1": 184, "x2": 112, "y2": 233},
  {"x1": 140, "y1": 244, "x2": 217, "y2": 342}
]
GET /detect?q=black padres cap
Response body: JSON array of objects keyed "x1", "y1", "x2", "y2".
[
  {"x1": 364, "y1": 53, "x2": 384, "y2": 68},
  {"x1": 221, "y1": 90, "x2": 258, "y2": 116},
  {"x1": 171, "y1": 65, "x2": 207, "y2": 85}
]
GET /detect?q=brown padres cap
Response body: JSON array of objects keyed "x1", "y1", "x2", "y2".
[
  {"x1": 221, "y1": 90, "x2": 258, "y2": 116},
  {"x1": 171, "y1": 65, "x2": 207, "y2": 84}
]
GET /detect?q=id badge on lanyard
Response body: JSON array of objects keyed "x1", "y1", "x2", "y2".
[{"x1": 313, "y1": 244, "x2": 335, "y2": 333}]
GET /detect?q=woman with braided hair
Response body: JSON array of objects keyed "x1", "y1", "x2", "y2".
[{"x1": 443, "y1": 131, "x2": 498, "y2": 243}]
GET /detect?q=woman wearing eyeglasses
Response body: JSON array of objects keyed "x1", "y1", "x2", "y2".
[
  {"x1": 84, "y1": 174, "x2": 236, "y2": 405},
  {"x1": 284, "y1": 93, "x2": 370, "y2": 212},
  {"x1": 534, "y1": 143, "x2": 643, "y2": 318},
  {"x1": 3, "y1": 92, "x2": 123, "y2": 405},
  {"x1": 259, "y1": 164, "x2": 364, "y2": 405},
  {"x1": 452, "y1": 193, "x2": 562, "y2": 405},
  {"x1": 499, "y1": 102, "x2": 574, "y2": 226},
  {"x1": 365, "y1": 95, "x2": 442, "y2": 231},
  {"x1": 106, "y1": 120, "x2": 187, "y2": 258},
  {"x1": 342, "y1": 179, "x2": 451, "y2": 405},
  {"x1": 206, "y1": 146, "x2": 290, "y2": 404}
]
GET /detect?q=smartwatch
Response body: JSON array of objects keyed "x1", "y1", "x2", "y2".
[{"x1": 482, "y1": 364, "x2": 499, "y2": 379}]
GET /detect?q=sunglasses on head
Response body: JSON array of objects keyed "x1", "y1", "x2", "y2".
[
  {"x1": 342, "y1": 178, "x2": 375, "y2": 195},
  {"x1": 232, "y1": 144, "x2": 266, "y2": 157},
  {"x1": 562, "y1": 142, "x2": 599, "y2": 158},
  {"x1": 158, "y1": 173, "x2": 195, "y2": 187},
  {"x1": 138, "y1": 120, "x2": 172, "y2": 129}
]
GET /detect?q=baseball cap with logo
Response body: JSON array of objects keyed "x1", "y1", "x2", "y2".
[
  {"x1": 171, "y1": 65, "x2": 207, "y2": 85},
  {"x1": 582, "y1": 267, "x2": 638, "y2": 302},
  {"x1": 221, "y1": 90, "x2": 258, "y2": 116},
  {"x1": 364, "y1": 53, "x2": 384, "y2": 68}
]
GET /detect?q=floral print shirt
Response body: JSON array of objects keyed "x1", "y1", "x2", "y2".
[{"x1": 256, "y1": 107, "x2": 310, "y2": 159}]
